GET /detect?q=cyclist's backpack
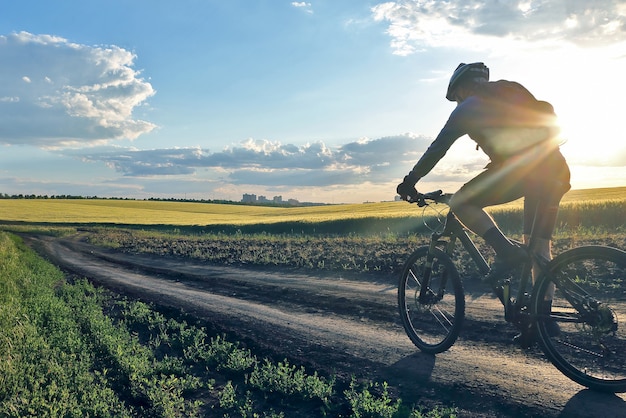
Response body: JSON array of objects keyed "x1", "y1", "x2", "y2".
[{"x1": 477, "y1": 80, "x2": 560, "y2": 159}]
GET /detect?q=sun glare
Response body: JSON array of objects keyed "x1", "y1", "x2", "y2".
[
  {"x1": 497, "y1": 46, "x2": 626, "y2": 190},
  {"x1": 527, "y1": 49, "x2": 626, "y2": 169},
  {"x1": 556, "y1": 92, "x2": 621, "y2": 165},
  {"x1": 552, "y1": 78, "x2": 626, "y2": 189}
]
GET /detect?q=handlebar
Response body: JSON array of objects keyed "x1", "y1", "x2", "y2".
[{"x1": 408, "y1": 190, "x2": 453, "y2": 206}]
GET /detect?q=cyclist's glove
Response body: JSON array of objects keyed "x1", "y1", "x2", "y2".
[{"x1": 397, "y1": 176, "x2": 419, "y2": 202}]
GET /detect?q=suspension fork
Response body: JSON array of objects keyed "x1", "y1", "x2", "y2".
[{"x1": 417, "y1": 232, "x2": 456, "y2": 303}]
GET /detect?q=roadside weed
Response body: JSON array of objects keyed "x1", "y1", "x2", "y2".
[
  {"x1": 247, "y1": 359, "x2": 335, "y2": 402},
  {"x1": 344, "y1": 379, "x2": 401, "y2": 418}
]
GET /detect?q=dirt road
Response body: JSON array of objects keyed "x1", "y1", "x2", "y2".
[{"x1": 24, "y1": 234, "x2": 626, "y2": 417}]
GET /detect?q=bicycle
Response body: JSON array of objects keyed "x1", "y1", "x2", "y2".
[{"x1": 398, "y1": 189, "x2": 626, "y2": 393}]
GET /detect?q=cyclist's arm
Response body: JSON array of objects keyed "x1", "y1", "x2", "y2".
[{"x1": 406, "y1": 107, "x2": 469, "y2": 182}]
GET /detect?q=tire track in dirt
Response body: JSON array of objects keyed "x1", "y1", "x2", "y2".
[{"x1": 24, "y1": 234, "x2": 626, "y2": 418}]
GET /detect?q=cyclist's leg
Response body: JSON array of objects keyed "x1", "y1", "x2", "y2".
[
  {"x1": 523, "y1": 235, "x2": 550, "y2": 275},
  {"x1": 523, "y1": 194, "x2": 556, "y2": 287},
  {"x1": 450, "y1": 162, "x2": 525, "y2": 262},
  {"x1": 523, "y1": 149, "x2": 571, "y2": 289},
  {"x1": 450, "y1": 165, "x2": 524, "y2": 235},
  {"x1": 524, "y1": 234, "x2": 554, "y2": 297}
]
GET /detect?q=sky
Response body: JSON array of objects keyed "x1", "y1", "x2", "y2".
[{"x1": 0, "y1": 1, "x2": 625, "y2": 204}]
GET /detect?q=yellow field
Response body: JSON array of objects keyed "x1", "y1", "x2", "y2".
[{"x1": 0, "y1": 186, "x2": 623, "y2": 226}]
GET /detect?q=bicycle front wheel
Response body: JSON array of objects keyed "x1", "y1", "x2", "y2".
[
  {"x1": 533, "y1": 245, "x2": 626, "y2": 392},
  {"x1": 398, "y1": 247, "x2": 465, "y2": 354}
]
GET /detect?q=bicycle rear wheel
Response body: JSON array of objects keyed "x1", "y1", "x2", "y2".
[
  {"x1": 533, "y1": 246, "x2": 626, "y2": 392},
  {"x1": 398, "y1": 247, "x2": 465, "y2": 354}
]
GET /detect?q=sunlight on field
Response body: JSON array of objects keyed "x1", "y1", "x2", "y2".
[{"x1": 0, "y1": 187, "x2": 623, "y2": 226}]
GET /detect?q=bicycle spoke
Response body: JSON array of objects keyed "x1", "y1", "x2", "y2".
[
  {"x1": 535, "y1": 246, "x2": 626, "y2": 392},
  {"x1": 399, "y1": 247, "x2": 464, "y2": 354}
]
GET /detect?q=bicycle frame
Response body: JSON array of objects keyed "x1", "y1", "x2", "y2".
[{"x1": 427, "y1": 208, "x2": 536, "y2": 324}]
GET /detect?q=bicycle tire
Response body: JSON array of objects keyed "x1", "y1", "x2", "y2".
[
  {"x1": 398, "y1": 246, "x2": 465, "y2": 354},
  {"x1": 533, "y1": 245, "x2": 626, "y2": 392}
]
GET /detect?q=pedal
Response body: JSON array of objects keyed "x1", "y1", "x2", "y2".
[
  {"x1": 493, "y1": 285, "x2": 503, "y2": 301},
  {"x1": 514, "y1": 324, "x2": 537, "y2": 349},
  {"x1": 502, "y1": 281, "x2": 513, "y2": 321}
]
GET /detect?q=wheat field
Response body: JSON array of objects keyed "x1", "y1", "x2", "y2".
[{"x1": 0, "y1": 186, "x2": 623, "y2": 227}]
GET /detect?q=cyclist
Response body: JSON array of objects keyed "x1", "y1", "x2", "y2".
[{"x1": 397, "y1": 62, "x2": 570, "y2": 338}]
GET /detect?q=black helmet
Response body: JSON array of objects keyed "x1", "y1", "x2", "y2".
[{"x1": 446, "y1": 62, "x2": 489, "y2": 101}]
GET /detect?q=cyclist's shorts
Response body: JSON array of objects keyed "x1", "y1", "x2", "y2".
[{"x1": 454, "y1": 147, "x2": 570, "y2": 239}]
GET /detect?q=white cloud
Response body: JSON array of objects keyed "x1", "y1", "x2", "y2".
[
  {"x1": 372, "y1": 0, "x2": 626, "y2": 55},
  {"x1": 0, "y1": 31, "x2": 156, "y2": 148},
  {"x1": 48, "y1": 134, "x2": 492, "y2": 201},
  {"x1": 291, "y1": 2, "x2": 313, "y2": 14},
  {"x1": 68, "y1": 134, "x2": 433, "y2": 186}
]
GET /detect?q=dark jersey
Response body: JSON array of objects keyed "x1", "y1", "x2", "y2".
[{"x1": 409, "y1": 80, "x2": 560, "y2": 180}]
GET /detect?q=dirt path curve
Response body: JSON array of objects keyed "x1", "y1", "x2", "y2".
[{"x1": 23, "y1": 234, "x2": 626, "y2": 417}]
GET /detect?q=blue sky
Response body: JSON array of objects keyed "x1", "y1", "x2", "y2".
[{"x1": 0, "y1": 1, "x2": 624, "y2": 203}]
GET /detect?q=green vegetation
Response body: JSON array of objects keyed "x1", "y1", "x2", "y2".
[
  {"x1": 0, "y1": 232, "x2": 458, "y2": 417},
  {"x1": 85, "y1": 228, "x2": 423, "y2": 274}
]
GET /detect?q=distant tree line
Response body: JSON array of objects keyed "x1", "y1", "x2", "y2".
[
  {"x1": 0, "y1": 193, "x2": 229, "y2": 202},
  {"x1": 0, "y1": 194, "x2": 135, "y2": 200},
  {"x1": 0, "y1": 193, "x2": 327, "y2": 207}
]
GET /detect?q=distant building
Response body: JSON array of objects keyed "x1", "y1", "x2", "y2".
[
  {"x1": 241, "y1": 193, "x2": 309, "y2": 206},
  {"x1": 242, "y1": 193, "x2": 256, "y2": 203}
]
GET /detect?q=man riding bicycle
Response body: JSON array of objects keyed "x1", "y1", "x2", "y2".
[{"x1": 397, "y1": 62, "x2": 570, "y2": 338}]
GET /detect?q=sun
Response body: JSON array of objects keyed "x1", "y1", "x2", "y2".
[
  {"x1": 555, "y1": 96, "x2": 620, "y2": 166},
  {"x1": 519, "y1": 48, "x2": 626, "y2": 189},
  {"x1": 532, "y1": 53, "x2": 624, "y2": 168},
  {"x1": 511, "y1": 45, "x2": 626, "y2": 170}
]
